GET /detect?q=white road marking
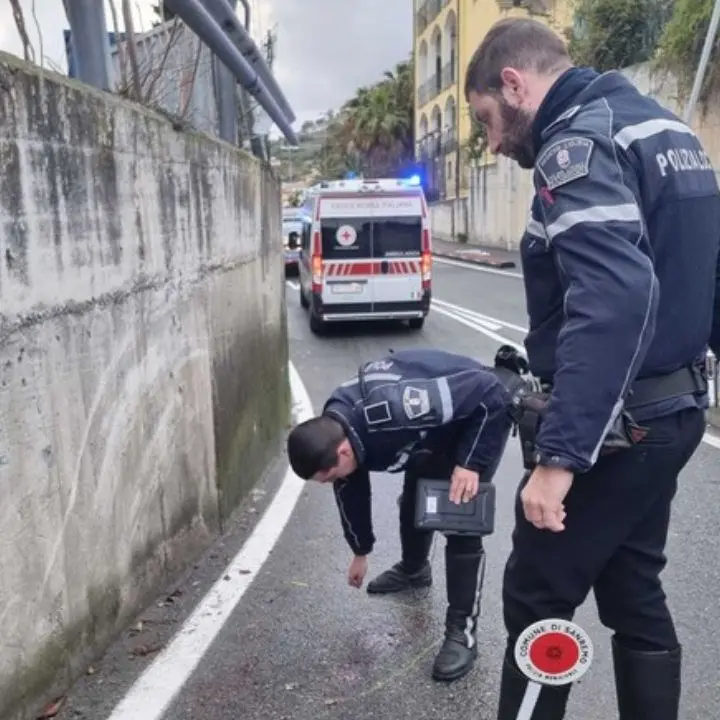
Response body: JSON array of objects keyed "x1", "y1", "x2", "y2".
[
  {"x1": 433, "y1": 255, "x2": 524, "y2": 279},
  {"x1": 435, "y1": 303, "x2": 720, "y2": 451},
  {"x1": 432, "y1": 305, "x2": 525, "y2": 353},
  {"x1": 105, "y1": 363, "x2": 314, "y2": 720},
  {"x1": 433, "y1": 298, "x2": 527, "y2": 334},
  {"x1": 287, "y1": 280, "x2": 300, "y2": 291}
]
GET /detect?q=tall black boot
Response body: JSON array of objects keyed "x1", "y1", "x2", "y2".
[
  {"x1": 612, "y1": 637, "x2": 682, "y2": 719},
  {"x1": 367, "y1": 488, "x2": 434, "y2": 595},
  {"x1": 432, "y1": 545, "x2": 485, "y2": 681},
  {"x1": 497, "y1": 650, "x2": 572, "y2": 719}
]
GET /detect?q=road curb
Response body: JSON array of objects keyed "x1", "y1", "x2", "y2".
[{"x1": 434, "y1": 251, "x2": 517, "y2": 269}]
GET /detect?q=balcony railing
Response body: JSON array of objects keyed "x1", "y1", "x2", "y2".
[
  {"x1": 417, "y1": 82, "x2": 429, "y2": 108},
  {"x1": 441, "y1": 126, "x2": 457, "y2": 154},
  {"x1": 441, "y1": 61, "x2": 455, "y2": 91},
  {"x1": 416, "y1": 129, "x2": 458, "y2": 160},
  {"x1": 427, "y1": 72, "x2": 442, "y2": 102}
]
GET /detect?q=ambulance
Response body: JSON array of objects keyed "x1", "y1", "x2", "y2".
[{"x1": 296, "y1": 177, "x2": 432, "y2": 334}]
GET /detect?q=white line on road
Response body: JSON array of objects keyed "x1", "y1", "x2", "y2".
[
  {"x1": 287, "y1": 280, "x2": 299, "y2": 291},
  {"x1": 436, "y1": 303, "x2": 720, "y2": 451},
  {"x1": 432, "y1": 305, "x2": 525, "y2": 353},
  {"x1": 106, "y1": 363, "x2": 314, "y2": 720},
  {"x1": 433, "y1": 255, "x2": 524, "y2": 279},
  {"x1": 433, "y1": 298, "x2": 527, "y2": 334}
]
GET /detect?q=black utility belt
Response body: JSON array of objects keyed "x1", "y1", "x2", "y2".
[
  {"x1": 624, "y1": 363, "x2": 707, "y2": 410},
  {"x1": 511, "y1": 362, "x2": 707, "y2": 470}
]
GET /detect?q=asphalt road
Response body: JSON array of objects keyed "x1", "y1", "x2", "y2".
[{"x1": 63, "y1": 258, "x2": 720, "y2": 720}]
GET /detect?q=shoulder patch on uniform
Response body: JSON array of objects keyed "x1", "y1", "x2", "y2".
[
  {"x1": 537, "y1": 137, "x2": 594, "y2": 191},
  {"x1": 402, "y1": 386, "x2": 430, "y2": 420}
]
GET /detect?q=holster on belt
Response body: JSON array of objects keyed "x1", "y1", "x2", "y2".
[
  {"x1": 489, "y1": 345, "x2": 696, "y2": 472},
  {"x1": 508, "y1": 389, "x2": 650, "y2": 470}
]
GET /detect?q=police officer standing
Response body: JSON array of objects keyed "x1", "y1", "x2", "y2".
[
  {"x1": 287, "y1": 348, "x2": 514, "y2": 682},
  {"x1": 464, "y1": 18, "x2": 720, "y2": 720}
]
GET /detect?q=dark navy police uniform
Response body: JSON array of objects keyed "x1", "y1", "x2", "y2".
[
  {"x1": 497, "y1": 68, "x2": 720, "y2": 720},
  {"x1": 322, "y1": 348, "x2": 513, "y2": 681}
]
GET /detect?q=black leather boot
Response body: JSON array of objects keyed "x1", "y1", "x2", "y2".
[
  {"x1": 432, "y1": 546, "x2": 485, "y2": 681},
  {"x1": 368, "y1": 482, "x2": 434, "y2": 595},
  {"x1": 612, "y1": 637, "x2": 682, "y2": 719},
  {"x1": 497, "y1": 650, "x2": 572, "y2": 719},
  {"x1": 366, "y1": 560, "x2": 432, "y2": 594}
]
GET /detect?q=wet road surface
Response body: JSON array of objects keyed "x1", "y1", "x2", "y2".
[{"x1": 62, "y1": 257, "x2": 720, "y2": 720}]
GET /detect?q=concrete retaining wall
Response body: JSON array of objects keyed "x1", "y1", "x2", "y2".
[{"x1": 0, "y1": 53, "x2": 288, "y2": 719}]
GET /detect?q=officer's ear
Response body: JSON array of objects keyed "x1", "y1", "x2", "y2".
[
  {"x1": 499, "y1": 67, "x2": 527, "y2": 104},
  {"x1": 336, "y1": 438, "x2": 353, "y2": 462}
]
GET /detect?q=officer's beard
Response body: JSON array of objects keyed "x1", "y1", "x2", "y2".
[{"x1": 497, "y1": 97, "x2": 536, "y2": 170}]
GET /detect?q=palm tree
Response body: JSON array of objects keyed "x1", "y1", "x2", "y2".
[{"x1": 324, "y1": 57, "x2": 414, "y2": 178}]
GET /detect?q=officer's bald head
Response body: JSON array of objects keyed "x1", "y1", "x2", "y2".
[{"x1": 464, "y1": 18, "x2": 571, "y2": 101}]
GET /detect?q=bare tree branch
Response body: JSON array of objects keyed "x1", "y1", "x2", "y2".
[
  {"x1": 121, "y1": 0, "x2": 143, "y2": 98},
  {"x1": 9, "y1": 0, "x2": 35, "y2": 64},
  {"x1": 107, "y1": 0, "x2": 128, "y2": 90},
  {"x1": 179, "y1": 37, "x2": 202, "y2": 120},
  {"x1": 31, "y1": 0, "x2": 43, "y2": 69},
  {"x1": 144, "y1": 18, "x2": 182, "y2": 102}
]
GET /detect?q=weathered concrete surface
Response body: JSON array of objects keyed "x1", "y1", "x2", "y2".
[{"x1": 0, "y1": 53, "x2": 287, "y2": 719}]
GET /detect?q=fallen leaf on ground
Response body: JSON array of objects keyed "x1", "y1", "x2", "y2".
[
  {"x1": 37, "y1": 698, "x2": 65, "y2": 718},
  {"x1": 130, "y1": 643, "x2": 164, "y2": 657}
]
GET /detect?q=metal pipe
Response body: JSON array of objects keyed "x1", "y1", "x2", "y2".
[
  {"x1": 206, "y1": 0, "x2": 238, "y2": 144},
  {"x1": 237, "y1": 0, "x2": 250, "y2": 28},
  {"x1": 164, "y1": 0, "x2": 298, "y2": 144},
  {"x1": 204, "y1": 0, "x2": 296, "y2": 122},
  {"x1": 64, "y1": 0, "x2": 112, "y2": 90},
  {"x1": 684, "y1": 0, "x2": 720, "y2": 124}
]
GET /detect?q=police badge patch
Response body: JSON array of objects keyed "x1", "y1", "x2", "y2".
[
  {"x1": 402, "y1": 386, "x2": 431, "y2": 420},
  {"x1": 537, "y1": 137, "x2": 594, "y2": 191}
]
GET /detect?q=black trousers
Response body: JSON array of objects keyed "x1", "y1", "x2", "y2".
[{"x1": 503, "y1": 407, "x2": 705, "y2": 654}]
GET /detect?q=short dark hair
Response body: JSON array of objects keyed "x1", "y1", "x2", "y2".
[
  {"x1": 287, "y1": 416, "x2": 346, "y2": 480},
  {"x1": 464, "y1": 18, "x2": 571, "y2": 100}
]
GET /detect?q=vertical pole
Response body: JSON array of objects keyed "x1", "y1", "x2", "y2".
[
  {"x1": 204, "y1": 0, "x2": 239, "y2": 144},
  {"x1": 64, "y1": 0, "x2": 112, "y2": 90},
  {"x1": 684, "y1": 0, "x2": 720, "y2": 124}
]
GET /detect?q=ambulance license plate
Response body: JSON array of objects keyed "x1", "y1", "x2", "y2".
[{"x1": 331, "y1": 283, "x2": 362, "y2": 294}]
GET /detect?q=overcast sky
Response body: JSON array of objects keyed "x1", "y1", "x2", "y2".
[{"x1": 0, "y1": 1, "x2": 413, "y2": 127}]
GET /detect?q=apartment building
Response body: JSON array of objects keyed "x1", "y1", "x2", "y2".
[{"x1": 413, "y1": 0, "x2": 575, "y2": 202}]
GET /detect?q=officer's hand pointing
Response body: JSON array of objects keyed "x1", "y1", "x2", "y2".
[
  {"x1": 348, "y1": 555, "x2": 368, "y2": 588},
  {"x1": 521, "y1": 466, "x2": 573, "y2": 532},
  {"x1": 449, "y1": 467, "x2": 480, "y2": 505}
]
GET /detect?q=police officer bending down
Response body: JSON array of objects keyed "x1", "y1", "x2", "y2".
[
  {"x1": 465, "y1": 18, "x2": 720, "y2": 720},
  {"x1": 287, "y1": 348, "x2": 513, "y2": 682}
]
